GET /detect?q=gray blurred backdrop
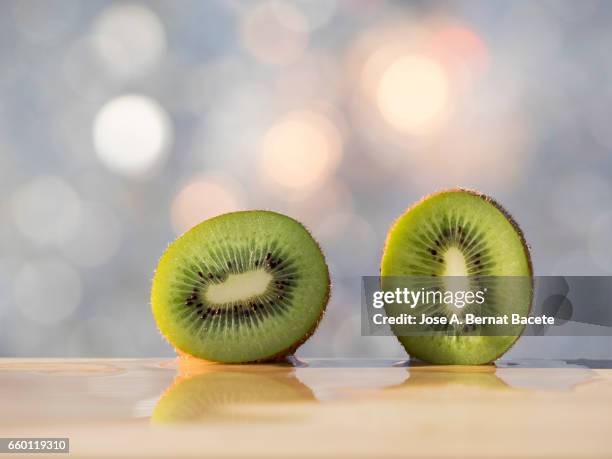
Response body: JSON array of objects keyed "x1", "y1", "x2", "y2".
[{"x1": 1, "y1": 0, "x2": 611, "y2": 359}]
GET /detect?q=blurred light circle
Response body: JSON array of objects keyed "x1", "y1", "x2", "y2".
[
  {"x1": 376, "y1": 55, "x2": 448, "y2": 133},
  {"x1": 429, "y1": 25, "x2": 488, "y2": 75},
  {"x1": 92, "y1": 3, "x2": 166, "y2": 79},
  {"x1": 12, "y1": 176, "x2": 82, "y2": 247},
  {"x1": 14, "y1": 258, "x2": 82, "y2": 325},
  {"x1": 241, "y1": 1, "x2": 308, "y2": 66},
  {"x1": 171, "y1": 175, "x2": 246, "y2": 235},
  {"x1": 93, "y1": 94, "x2": 172, "y2": 176},
  {"x1": 61, "y1": 202, "x2": 122, "y2": 267},
  {"x1": 261, "y1": 110, "x2": 342, "y2": 191}
]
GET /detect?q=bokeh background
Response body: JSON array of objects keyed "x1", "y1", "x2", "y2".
[{"x1": 1, "y1": 0, "x2": 611, "y2": 359}]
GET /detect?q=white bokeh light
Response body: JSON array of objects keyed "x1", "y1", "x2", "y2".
[
  {"x1": 14, "y1": 258, "x2": 82, "y2": 325},
  {"x1": 11, "y1": 176, "x2": 82, "y2": 247},
  {"x1": 91, "y1": 3, "x2": 166, "y2": 79},
  {"x1": 93, "y1": 94, "x2": 173, "y2": 176}
]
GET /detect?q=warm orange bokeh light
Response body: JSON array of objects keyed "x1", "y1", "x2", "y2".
[
  {"x1": 429, "y1": 25, "x2": 488, "y2": 74},
  {"x1": 260, "y1": 110, "x2": 342, "y2": 191},
  {"x1": 171, "y1": 176, "x2": 245, "y2": 234},
  {"x1": 376, "y1": 55, "x2": 448, "y2": 133}
]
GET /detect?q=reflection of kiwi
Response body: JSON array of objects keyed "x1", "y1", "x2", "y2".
[
  {"x1": 381, "y1": 189, "x2": 533, "y2": 365},
  {"x1": 398, "y1": 365, "x2": 510, "y2": 390},
  {"x1": 152, "y1": 367, "x2": 315, "y2": 424},
  {"x1": 151, "y1": 211, "x2": 330, "y2": 363}
]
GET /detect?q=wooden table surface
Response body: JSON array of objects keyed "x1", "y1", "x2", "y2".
[{"x1": 0, "y1": 358, "x2": 610, "y2": 458}]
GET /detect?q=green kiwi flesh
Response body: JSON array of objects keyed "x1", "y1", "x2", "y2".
[
  {"x1": 151, "y1": 211, "x2": 330, "y2": 363},
  {"x1": 380, "y1": 189, "x2": 533, "y2": 365}
]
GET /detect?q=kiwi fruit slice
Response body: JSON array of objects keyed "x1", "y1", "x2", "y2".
[
  {"x1": 380, "y1": 189, "x2": 533, "y2": 365},
  {"x1": 151, "y1": 210, "x2": 330, "y2": 363}
]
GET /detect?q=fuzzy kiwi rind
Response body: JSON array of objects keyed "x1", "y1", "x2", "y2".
[
  {"x1": 380, "y1": 188, "x2": 533, "y2": 365},
  {"x1": 151, "y1": 210, "x2": 330, "y2": 364}
]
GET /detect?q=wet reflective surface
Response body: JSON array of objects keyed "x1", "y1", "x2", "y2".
[{"x1": 0, "y1": 358, "x2": 611, "y2": 457}]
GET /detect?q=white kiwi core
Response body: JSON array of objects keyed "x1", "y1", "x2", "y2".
[
  {"x1": 205, "y1": 269, "x2": 272, "y2": 304},
  {"x1": 442, "y1": 246, "x2": 469, "y2": 277},
  {"x1": 442, "y1": 246, "x2": 470, "y2": 308}
]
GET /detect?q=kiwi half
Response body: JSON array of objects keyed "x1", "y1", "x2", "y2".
[
  {"x1": 380, "y1": 189, "x2": 533, "y2": 365},
  {"x1": 151, "y1": 210, "x2": 330, "y2": 363}
]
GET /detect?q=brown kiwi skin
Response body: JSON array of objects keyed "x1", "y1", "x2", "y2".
[
  {"x1": 380, "y1": 188, "x2": 534, "y2": 365},
  {"x1": 153, "y1": 210, "x2": 331, "y2": 364}
]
